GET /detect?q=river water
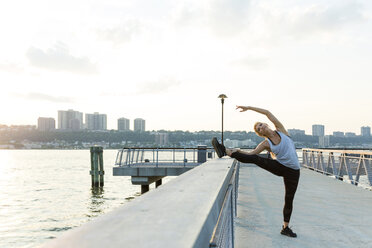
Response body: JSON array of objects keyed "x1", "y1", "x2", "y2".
[{"x1": 0, "y1": 149, "x2": 172, "y2": 248}]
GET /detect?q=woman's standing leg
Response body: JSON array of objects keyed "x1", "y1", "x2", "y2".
[{"x1": 283, "y1": 170, "x2": 300, "y2": 224}]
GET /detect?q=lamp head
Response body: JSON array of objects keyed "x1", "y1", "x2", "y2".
[{"x1": 218, "y1": 94, "x2": 227, "y2": 103}]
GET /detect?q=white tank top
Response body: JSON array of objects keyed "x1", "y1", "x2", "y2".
[{"x1": 267, "y1": 131, "x2": 300, "y2": 170}]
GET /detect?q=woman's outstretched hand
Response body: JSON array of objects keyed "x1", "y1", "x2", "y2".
[{"x1": 236, "y1": 105, "x2": 250, "y2": 112}]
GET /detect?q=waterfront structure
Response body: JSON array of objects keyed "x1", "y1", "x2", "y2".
[
  {"x1": 85, "y1": 112, "x2": 107, "y2": 130},
  {"x1": 37, "y1": 117, "x2": 55, "y2": 131},
  {"x1": 155, "y1": 132, "x2": 169, "y2": 145},
  {"x1": 288, "y1": 128, "x2": 305, "y2": 136},
  {"x1": 134, "y1": 118, "x2": 146, "y2": 132},
  {"x1": 58, "y1": 109, "x2": 83, "y2": 130},
  {"x1": 118, "y1": 118, "x2": 130, "y2": 131},
  {"x1": 312, "y1": 124, "x2": 325, "y2": 137},
  {"x1": 333, "y1": 131, "x2": 344, "y2": 137},
  {"x1": 47, "y1": 152, "x2": 372, "y2": 248},
  {"x1": 361, "y1": 126, "x2": 371, "y2": 137},
  {"x1": 345, "y1": 132, "x2": 357, "y2": 137}
]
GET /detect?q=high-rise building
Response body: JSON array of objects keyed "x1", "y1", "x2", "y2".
[
  {"x1": 85, "y1": 112, "x2": 107, "y2": 130},
  {"x1": 134, "y1": 118, "x2": 146, "y2": 132},
  {"x1": 38, "y1": 117, "x2": 55, "y2": 131},
  {"x1": 312, "y1": 124, "x2": 325, "y2": 137},
  {"x1": 361, "y1": 126, "x2": 371, "y2": 137},
  {"x1": 58, "y1": 109, "x2": 83, "y2": 130},
  {"x1": 288, "y1": 129, "x2": 305, "y2": 136},
  {"x1": 118, "y1": 118, "x2": 130, "y2": 131}
]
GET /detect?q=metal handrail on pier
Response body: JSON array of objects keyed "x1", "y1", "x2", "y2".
[
  {"x1": 302, "y1": 148, "x2": 372, "y2": 187},
  {"x1": 115, "y1": 147, "x2": 216, "y2": 167},
  {"x1": 210, "y1": 160, "x2": 239, "y2": 247}
]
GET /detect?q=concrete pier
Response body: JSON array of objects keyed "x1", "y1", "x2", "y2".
[
  {"x1": 236, "y1": 164, "x2": 372, "y2": 248},
  {"x1": 43, "y1": 158, "x2": 372, "y2": 248},
  {"x1": 43, "y1": 158, "x2": 236, "y2": 248}
]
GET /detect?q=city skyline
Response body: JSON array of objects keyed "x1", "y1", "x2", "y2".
[
  {"x1": 1, "y1": 1, "x2": 372, "y2": 133},
  {"x1": 3, "y1": 112, "x2": 372, "y2": 137}
]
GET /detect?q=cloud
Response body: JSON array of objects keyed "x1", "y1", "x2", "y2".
[
  {"x1": 97, "y1": 19, "x2": 142, "y2": 45},
  {"x1": 171, "y1": 0, "x2": 365, "y2": 42},
  {"x1": 206, "y1": 0, "x2": 252, "y2": 36},
  {"x1": 253, "y1": 1, "x2": 365, "y2": 43},
  {"x1": 0, "y1": 62, "x2": 25, "y2": 74},
  {"x1": 283, "y1": 2, "x2": 364, "y2": 37},
  {"x1": 172, "y1": 0, "x2": 251, "y2": 36},
  {"x1": 231, "y1": 56, "x2": 269, "y2": 70},
  {"x1": 14, "y1": 92, "x2": 75, "y2": 103},
  {"x1": 136, "y1": 77, "x2": 181, "y2": 95},
  {"x1": 26, "y1": 42, "x2": 98, "y2": 74}
]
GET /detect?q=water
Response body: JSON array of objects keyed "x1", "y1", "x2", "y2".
[{"x1": 0, "y1": 149, "x2": 171, "y2": 248}]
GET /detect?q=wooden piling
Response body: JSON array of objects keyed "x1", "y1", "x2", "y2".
[
  {"x1": 141, "y1": 185, "x2": 149, "y2": 194},
  {"x1": 156, "y1": 179, "x2": 162, "y2": 188},
  {"x1": 90, "y1": 146, "x2": 104, "y2": 187}
]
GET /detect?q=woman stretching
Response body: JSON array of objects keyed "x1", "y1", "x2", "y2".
[{"x1": 212, "y1": 106, "x2": 300, "y2": 238}]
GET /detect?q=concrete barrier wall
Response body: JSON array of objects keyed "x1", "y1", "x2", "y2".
[{"x1": 43, "y1": 158, "x2": 235, "y2": 248}]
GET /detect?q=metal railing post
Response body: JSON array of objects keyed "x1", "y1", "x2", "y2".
[{"x1": 156, "y1": 148, "x2": 159, "y2": 167}]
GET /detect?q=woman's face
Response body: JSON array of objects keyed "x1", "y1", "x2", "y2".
[{"x1": 256, "y1": 122, "x2": 269, "y2": 135}]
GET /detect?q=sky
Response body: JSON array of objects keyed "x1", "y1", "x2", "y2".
[{"x1": 1, "y1": 0, "x2": 372, "y2": 134}]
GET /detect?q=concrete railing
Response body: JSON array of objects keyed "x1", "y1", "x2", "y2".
[{"x1": 43, "y1": 158, "x2": 239, "y2": 248}]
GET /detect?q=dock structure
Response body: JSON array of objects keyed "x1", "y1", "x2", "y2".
[
  {"x1": 45, "y1": 149, "x2": 372, "y2": 248},
  {"x1": 43, "y1": 158, "x2": 239, "y2": 248},
  {"x1": 113, "y1": 146, "x2": 215, "y2": 193}
]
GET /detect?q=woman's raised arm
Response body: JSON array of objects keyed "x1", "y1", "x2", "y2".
[{"x1": 236, "y1": 106, "x2": 288, "y2": 135}]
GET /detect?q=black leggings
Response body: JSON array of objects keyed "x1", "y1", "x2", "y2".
[{"x1": 231, "y1": 151, "x2": 300, "y2": 223}]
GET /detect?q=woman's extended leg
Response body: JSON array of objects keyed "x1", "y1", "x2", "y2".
[{"x1": 230, "y1": 151, "x2": 284, "y2": 177}]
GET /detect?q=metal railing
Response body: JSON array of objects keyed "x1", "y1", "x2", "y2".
[
  {"x1": 302, "y1": 148, "x2": 372, "y2": 186},
  {"x1": 210, "y1": 160, "x2": 240, "y2": 248},
  {"x1": 115, "y1": 147, "x2": 216, "y2": 167}
]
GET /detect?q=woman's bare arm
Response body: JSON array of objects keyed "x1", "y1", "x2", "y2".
[{"x1": 236, "y1": 105, "x2": 289, "y2": 136}]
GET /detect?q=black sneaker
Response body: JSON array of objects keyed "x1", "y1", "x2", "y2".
[
  {"x1": 211, "y1": 137, "x2": 226, "y2": 158},
  {"x1": 280, "y1": 226, "x2": 297, "y2": 238}
]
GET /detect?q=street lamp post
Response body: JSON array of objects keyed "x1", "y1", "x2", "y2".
[{"x1": 218, "y1": 94, "x2": 227, "y2": 146}]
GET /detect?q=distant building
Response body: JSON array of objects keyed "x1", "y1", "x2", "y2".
[
  {"x1": 224, "y1": 139, "x2": 256, "y2": 148},
  {"x1": 58, "y1": 109, "x2": 83, "y2": 130},
  {"x1": 333, "y1": 131, "x2": 344, "y2": 137},
  {"x1": 134, "y1": 118, "x2": 146, "y2": 132},
  {"x1": 345, "y1": 132, "x2": 357, "y2": 138},
  {"x1": 85, "y1": 112, "x2": 107, "y2": 130},
  {"x1": 38, "y1": 117, "x2": 55, "y2": 131},
  {"x1": 155, "y1": 133, "x2": 169, "y2": 146},
  {"x1": 361, "y1": 126, "x2": 371, "y2": 137},
  {"x1": 312, "y1": 124, "x2": 325, "y2": 137},
  {"x1": 288, "y1": 129, "x2": 305, "y2": 136},
  {"x1": 8, "y1": 125, "x2": 36, "y2": 131},
  {"x1": 319, "y1": 135, "x2": 330, "y2": 148},
  {"x1": 118, "y1": 118, "x2": 130, "y2": 131}
]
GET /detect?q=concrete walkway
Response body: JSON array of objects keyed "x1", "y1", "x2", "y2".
[{"x1": 235, "y1": 164, "x2": 372, "y2": 248}]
